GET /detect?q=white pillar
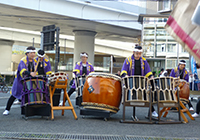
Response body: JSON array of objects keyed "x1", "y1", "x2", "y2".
[
  {"x1": 73, "y1": 30, "x2": 97, "y2": 67},
  {"x1": 0, "y1": 40, "x2": 14, "y2": 73}
]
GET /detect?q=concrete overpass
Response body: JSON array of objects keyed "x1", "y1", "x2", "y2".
[
  {"x1": 0, "y1": 0, "x2": 145, "y2": 74},
  {"x1": 0, "y1": 27, "x2": 134, "y2": 57},
  {"x1": 0, "y1": 27, "x2": 135, "y2": 74}
]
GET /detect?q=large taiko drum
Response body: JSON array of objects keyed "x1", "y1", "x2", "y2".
[
  {"x1": 21, "y1": 76, "x2": 49, "y2": 106},
  {"x1": 82, "y1": 72, "x2": 122, "y2": 113},
  {"x1": 177, "y1": 79, "x2": 190, "y2": 101}
]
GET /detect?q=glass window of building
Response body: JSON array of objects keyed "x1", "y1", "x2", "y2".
[
  {"x1": 157, "y1": 44, "x2": 166, "y2": 52},
  {"x1": 166, "y1": 59, "x2": 177, "y2": 69},
  {"x1": 158, "y1": 0, "x2": 171, "y2": 12},
  {"x1": 167, "y1": 44, "x2": 176, "y2": 52}
]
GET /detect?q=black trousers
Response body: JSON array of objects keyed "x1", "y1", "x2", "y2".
[
  {"x1": 183, "y1": 100, "x2": 193, "y2": 108},
  {"x1": 68, "y1": 88, "x2": 76, "y2": 97},
  {"x1": 63, "y1": 88, "x2": 76, "y2": 102},
  {"x1": 5, "y1": 95, "x2": 21, "y2": 111},
  {"x1": 196, "y1": 99, "x2": 200, "y2": 114},
  {"x1": 5, "y1": 95, "x2": 15, "y2": 111},
  {"x1": 187, "y1": 100, "x2": 193, "y2": 108}
]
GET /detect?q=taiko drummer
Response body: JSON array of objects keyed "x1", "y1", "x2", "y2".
[
  {"x1": 3, "y1": 46, "x2": 37, "y2": 116},
  {"x1": 35, "y1": 49, "x2": 52, "y2": 76},
  {"x1": 120, "y1": 45, "x2": 158, "y2": 118},
  {"x1": 170, "y1": 60, "x2": 194, "y2": 112},
  {"x1": 59, "y1": 52, "x2": 94, "y2": 105}
]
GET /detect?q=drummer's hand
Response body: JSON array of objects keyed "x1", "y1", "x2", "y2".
[
  {"x1": 125, "y1": 75, "x2": 129, "y2": 77},
  {"x1": 150, "y1": 76, "x2": 153, "y2": 79},
  {"x1": 30, "y1": 72, "x2": 36, "y2": 77}
]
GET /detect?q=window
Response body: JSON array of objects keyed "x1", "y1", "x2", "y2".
[
  {"x1": 157, "y1": 44, "x2": 166, "y2": 52},
  {"x1": 150, "y1": 44, "x2": 154, "y2": 52},
  {"x1": 167, "y1": 44, "x2": 176, "y2": 52},
  {"x1": 166, "y1": 59, "x2": 177, "y2": 69},
  {"x1": 158, "y1": 0, "x2": 171, "y2": 13},
  {"x1": 154, "y1": 61, "x2": 157, "y2": 67}
]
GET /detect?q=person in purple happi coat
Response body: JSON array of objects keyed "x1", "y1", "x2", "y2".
[
  {"x1": 170, "y1": 60, "x2": 194, "y2": 112},
  {"x1": 3, "y1": 46, "x2": 37, "y2": 116},
  {"x1": 59, "y1": 52, "x2": 94, "y2": 106},
  {"x1": 120, "y1": 45, "x2": 158, "y2": 118}
]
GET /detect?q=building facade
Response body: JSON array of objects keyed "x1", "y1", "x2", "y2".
[{"x1": 141, "y1": 0, "x2": 190, "y2": 75}]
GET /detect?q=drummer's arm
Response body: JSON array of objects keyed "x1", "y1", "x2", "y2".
[
  {"x1": 90, "y1": 65, "x2": 95, "y2": 73},
  {"x1": 73, "y1": 69, "x2": 80, "y2": 76},
  {"x1": 23, "y1": 71, "x2": 36, "y2": 77},
  {"x1": 45, "y1": 61, "x2": 52, "y2": 76},
  {"x1": 169, "y1": 69, "x2": 175, "y2": 77},
  {"x1": 19, "y1": 61, "x2": 35, "y2": 78},
  {"x1": 185, "y1": 73, "x2": 189, "y2": 84},
  {"x1": 144, "y1": 61, "x2": 153, "y2": 79},
  {"x1": 120, "y1": 59, "x2": 129, "y2": 78}
]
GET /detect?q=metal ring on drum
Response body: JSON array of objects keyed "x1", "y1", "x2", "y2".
[{"x1": 82, "y1": 72, "x2": 122, "y2": 113}]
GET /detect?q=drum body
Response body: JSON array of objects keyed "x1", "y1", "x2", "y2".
[
  {"x1": 178, "y1": 79, "x2": 190, "y2": 100},
  {"x1": 21, "y1": 76, "x2": 49, "y2": 106},
  {"x1": 82, "y1": 72, "x2": 122, "y2": 113},
  {"x1": 123, "y1": 76, "x2": 148, "y2": 102},
  {"x1": 149, "y1": 77, "x2": 177, "y2": 102}
]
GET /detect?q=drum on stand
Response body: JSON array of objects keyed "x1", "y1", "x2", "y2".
[
  {"x1": 82, "y1": 72, "x2": 122, "y2": 114},
  {"x1": 21, "y1": 76, "x2": 50, "y2": 119},
  {"x1": 49, "y1": 72, "x2": 68, "y2": 106},
  {"x1": 123, "y1": 76, "x2": 148, "y2": 102},
  {"x1": 148, "y1": 77, "x2": 178, "y2": 103}
]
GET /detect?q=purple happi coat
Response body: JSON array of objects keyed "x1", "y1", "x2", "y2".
[
  {"x1": 71, "y1": 61, "x2": 94, "y2": 88},
  {"x1": 170, "y1": 66, "x2": 189, "y2": 82},
  {"x1": 120, "y1": 55, "x2": 152, "y2": 77},
  {"x1": 11, "y1": 56, "x2": 36, "y2": 99},
  {"x1": 35, "y1": 57, "x2": 52, "y2": 75}
]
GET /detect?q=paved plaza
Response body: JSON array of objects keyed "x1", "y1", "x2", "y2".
[{"x1": 0, "y1": 91, "x2": 200, "y2": 140}]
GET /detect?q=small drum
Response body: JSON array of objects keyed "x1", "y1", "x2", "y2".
[
  {"x1": 49, "y1": 72, "x2": 68, "y2": 85},
  {"x1": 21, "y1": 76, "x2": 49, "y2": 106},
  {"x1": 82, "y1": 72, "x2": 122, "y2": 113},
  {"x1": 148, "y1": 77, "x2": 178, "y2": 102},
  {"x1": 177, "y1": 79, "x2": 190, "y2": 101},
  {"x1": 122, "y1": 76, "x2": 148, "y2": 102}
]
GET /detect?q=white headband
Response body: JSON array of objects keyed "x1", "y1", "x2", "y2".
[
  {"x1": 80, "y1": 53, "x2": 88, "y2": 58},
  {"x1": 26, "y1": 50, "x2": 36, "y2": 53},
  {"x1": 38, "y1": 54, "x2": 45, "y2": 57},
  {"x1": 134, "y1": 49, "x2": 143, "y2": 52},
  {"x1": 179, "y1": 62, "x2": 186, "y2": 65}
]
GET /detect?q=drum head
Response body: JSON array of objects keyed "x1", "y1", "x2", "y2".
[
  {"x1": 87, "y1": 72, "x2": 121, "y2": 81},
  {"x1": 22, "y1": 76, "x2": 47, "y2": 83}
]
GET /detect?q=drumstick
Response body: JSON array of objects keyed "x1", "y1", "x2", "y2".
[{"x1": 34, "y1": 57, "x2": 41, "y2": 73}]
